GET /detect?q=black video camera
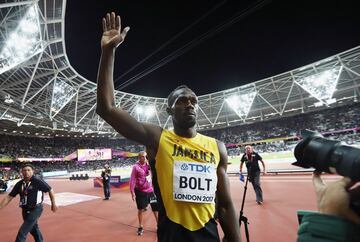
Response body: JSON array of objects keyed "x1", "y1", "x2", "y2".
[{"x1": 293, "y1": 130, "x2": 360, "y2": 215}]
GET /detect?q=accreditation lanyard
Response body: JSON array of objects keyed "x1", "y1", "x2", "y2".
[
  {"x1": 246, "y1": 153, "x2": 253, "y2": 163},
  {"x1": 20, "y1": 181, "x2": 31, "y2": 206}
]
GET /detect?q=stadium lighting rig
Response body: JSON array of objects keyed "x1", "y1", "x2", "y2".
[
  {"x1": 225, "y1": 91, "x2": 257, "y2": 121},
  {"x1": 50, "y1": 78, "x2": 76, "y2": 118},
  {"x1": 135, "y1": 104, "x2": 156, "y2": 120},
  {"x1": 4, "y1": 94, "x2": 14, "y2": 104},
  {"x1": 0, "y1": 4, "x2": 43, "y2": 74},
  {"x1": 295, "y1": 66, "x2": 342, "y2": 104}
]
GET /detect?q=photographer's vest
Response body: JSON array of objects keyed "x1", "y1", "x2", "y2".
[{"x1": 154, "y1": 129, "x2": 220, "y2": 231}]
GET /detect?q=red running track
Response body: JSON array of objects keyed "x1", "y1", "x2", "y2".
[{"x1": 0, "y1": 174, "x2": 339, "y2": 242}]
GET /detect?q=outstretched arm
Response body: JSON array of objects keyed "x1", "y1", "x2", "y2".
[
  {"x1": 96, "y1": 12, "x2": 161, "y2": 148},
  {"x1": 49, "y1": 189, "x2": 58, "y2": 212},
  {"x1": 0, "y1": 195, "x2": 13, "y2": 209},
  {"x1": 217, "y1": 141, "x2": 241, "y2": 242},
  {"x1": 260, "y1": 160, "x2": 266, "y2": 174}
]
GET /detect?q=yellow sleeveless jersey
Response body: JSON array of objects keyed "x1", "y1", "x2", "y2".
[{"x1": 155, "y1": 129, "x2": 220, "y2": 231}]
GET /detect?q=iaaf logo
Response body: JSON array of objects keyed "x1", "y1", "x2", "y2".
[{"x1": 180, "y1": 163, "x2": 211, "y2": 173}]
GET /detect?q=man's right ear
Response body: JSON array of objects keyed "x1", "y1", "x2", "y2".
[{"x1": 166, "y1": 106, "x2": 173, "y2": 115}]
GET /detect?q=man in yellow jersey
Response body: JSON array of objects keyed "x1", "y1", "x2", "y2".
[{"x1": 96, "y1": 12, "x2": 241, "y2": 242}]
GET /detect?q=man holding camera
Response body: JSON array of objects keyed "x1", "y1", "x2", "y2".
[
  {"x1": 240, "y1": 145, "x2": 266, "y2": 205},
  {"x1": 101, "y1": 164, "x2": 111, "y2": 200}
]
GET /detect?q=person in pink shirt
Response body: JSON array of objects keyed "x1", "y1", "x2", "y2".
[{"x1": 130, "y1": 151, "x2": 158, "y2": 236}]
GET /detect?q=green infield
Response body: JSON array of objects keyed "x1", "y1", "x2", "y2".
[{"x1": 228, "y1": 151, "x2": 294, "y2": 165}]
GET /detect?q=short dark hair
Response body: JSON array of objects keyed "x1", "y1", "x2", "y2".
[
  {"x1": 167, "y1": 85, "x2": 194, "y2": 107},
  {"x1": 21, "y1": 163, "x2": 35, "y2": 170}
]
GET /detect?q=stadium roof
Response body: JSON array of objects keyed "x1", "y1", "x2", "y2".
[{"x1": 0, "y1": 0, "x2": 360, "y2": 137}]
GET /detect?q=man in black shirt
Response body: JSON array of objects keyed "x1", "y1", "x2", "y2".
[
  {"x1": 0, "y1": 163, "x2": 57, "y2": 242},
  {"x1": 240, "y1": 145, "x2": 266, "y2": 204},
  {"x1": 101, "y1": 164, "x2": 111, "y2": 200}
]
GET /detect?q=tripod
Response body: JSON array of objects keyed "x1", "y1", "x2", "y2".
[{"x1": 239, "y1": 172, "x2": 250, "y2": 242}]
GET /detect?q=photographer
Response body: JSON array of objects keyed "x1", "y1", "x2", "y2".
[
  {"x1": 101, "y1": 164, "x2": 111, "y2": 200},
  {"x1": 240, "y1": 145, "x2": 266, "y2": 205},
  {"x1": 297, "y1": 172, "x2": 360, "y2": 241}
]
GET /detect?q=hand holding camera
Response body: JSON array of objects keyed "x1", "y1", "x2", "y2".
[
  {"x1": 293, "y1": 130, "x2": 360, "y2": 216},
  {"x1": 313, "y1": 172, "x2": 360, "y2": 224}
]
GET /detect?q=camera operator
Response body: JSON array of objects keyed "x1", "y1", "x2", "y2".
[
  {"x1": 240, "y1": 145, "x2": 266, "y2": 205},
  {"x1": 297, "y1": 172, "x2": 360, "y2": 242},
  {"x1": 101, "y1": 164, "x2": 111, "y2": 200}
]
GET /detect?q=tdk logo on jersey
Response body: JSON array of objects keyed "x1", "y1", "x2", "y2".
[
  {"x1": 181, "y1": 163, "x2": 211, "y2": 173},
  {"x1": 181, "y1": 163, "x2": 189, "y2": 171}
]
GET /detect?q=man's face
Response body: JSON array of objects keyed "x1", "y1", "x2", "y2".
[
  {"x1": 21, "y1": 166, "x2": 33, "y2": 179},
  {"x1": 169, "y1": 88, "x2": 198, "y2": 129},
  {"x1": 245, "y1": 146, "x2": 253, "y2": 154}
]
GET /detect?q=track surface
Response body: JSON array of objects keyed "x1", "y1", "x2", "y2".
[{"x1": 0, "y1": 174, "x2": 338, "y2": 242}]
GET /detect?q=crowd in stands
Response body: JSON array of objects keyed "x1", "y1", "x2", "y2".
[
  {"x1": 0, "y1": 103, "x2": 359, "y2": 175},
  {"x1": 203, "y1": 103, "x2": 360, "y2": 154},
  {"x1": 0, "y1": 135, "x2": 143, "y2": 159},
  {"x1": 0, "y1": 158, "x2": 138, "y2": 178}
]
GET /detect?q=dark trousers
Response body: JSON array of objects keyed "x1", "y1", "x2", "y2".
[
  {"x1": 103, "y1": 181, "x2": 110, "y2": 198},
  {"x1": 16, "y1": 205, "x2": 43, "y2": 242},
  {"x1": 249, "y1": 171, "x2": 263, "y2": 202}
]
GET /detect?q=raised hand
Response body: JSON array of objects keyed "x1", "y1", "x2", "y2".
[{"x1": 101, "y1": 12, "x2": 130, "y2": 50}]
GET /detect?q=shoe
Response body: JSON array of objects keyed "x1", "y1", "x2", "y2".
[
  {"x1": 103, "y1": 197, "x2": 109, "y2": 200},
  {"x1": 257, "y1": 201, "x2": 263, "y2": 205},
  {"x1": 137, "y1": 227, "x2": 144, "y2": 236}
]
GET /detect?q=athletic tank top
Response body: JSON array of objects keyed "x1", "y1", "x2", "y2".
[{"x1": 155, "y1": 129, "x2": 220, "y2": 231}]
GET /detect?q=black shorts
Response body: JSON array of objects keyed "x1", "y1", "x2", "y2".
[
  {"x1": 157, "y1": 217, "x2": 219, "y2": 242},
  {"x1": 135, "y1": 189, "x2": 158, "y2": 211}
]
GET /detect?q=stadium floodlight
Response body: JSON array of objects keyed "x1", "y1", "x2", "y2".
[
  {"x1": 50, "y1": 79, "x2": 76, "y2": 118},
  {"x1": 135, "y1": 105, "x2": 144, "y2": 115},
  {"x1": 0, "y1": 4, "x2": 43, "y2": 74},
  {"x1": 135, "y1": 104, "x2": 156, "y2": 119},
  {"x1": 4, "y1": 94, "x2": 14, "y2": 104},
  {"x1": 144, "y1": 105, "x2": 156, "y2": 118},
  {"x1": 225, "y1": 91, "x2": 256, "y2": 120},
  {"x1": 295, "y1": 66, "x2": 342, "y2": 103}
]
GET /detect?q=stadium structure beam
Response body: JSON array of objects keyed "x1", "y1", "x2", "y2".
[
  {"x1": 0, "y1": 0, "x2": 38, "y2": 9},
  {"x1": 163, "y1": 116, "x2": 171, "y2": 129},
  {"x1": 22, "y1": 73, "x2": 56, "y2": 106},
  {"x1": 74, "y1": 89, "x2": 79, "y2": 126},
  {"x1": 198, "y1": 105, "x2": 213, "y2": 127},
  {"x1": 0, "y1": 108, "x2": 10, "y2": 119},
  {"x1": 212, "y1": 100, "x2": 225, "y2": 128},
  {"x1": 341, "y1": 63, "x2": 360, "y2": 78},
  {"x1": 50, "y1": 90, "x2": 77, "y2": 120},
  {"x1": 0, "y1": 65, "x2": 67, "y2": 90},
  {"x1": 76, "y1": 103, "x2": 96, "y2": 126},
  {"x1": 257, "y1": 93, "x2": 281, "y2": 115},
  {"x1": 21, "y1": 51, "x2": 44, "y2": 108},
  {"x1": 271, "y1": 77, "x2": 283, "y2": 112},
  {"x1": 280, "y1": 82, "x2": 295, "y2": 115},
  {"x1": 154, "y1": 106, "x2": 162, "y2": 126},
  {"x1": 0, "y1": 66, "x2": 21, "y2": 89}
]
